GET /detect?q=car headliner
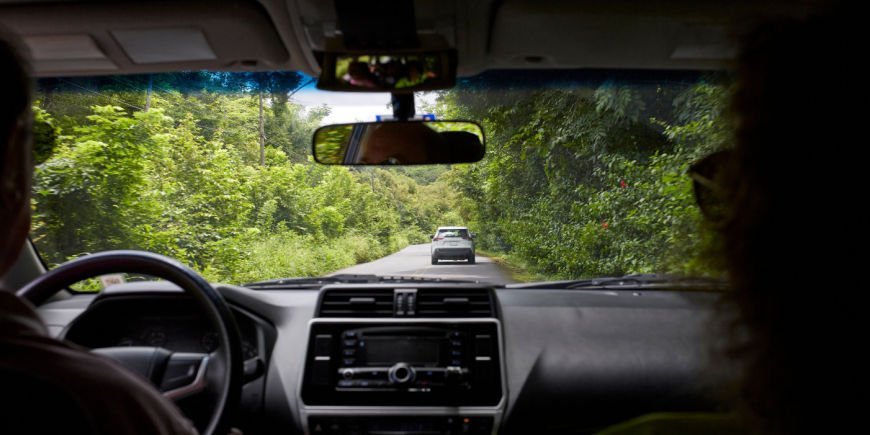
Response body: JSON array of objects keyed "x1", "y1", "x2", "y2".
[{"x1": 0, "y1": 0, "x2": 814, "y2": 78}]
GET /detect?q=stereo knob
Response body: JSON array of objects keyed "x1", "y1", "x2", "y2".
[
  {"x1": 340, "y1": 369, "x2": 354, "y2": 380},
  {"x1": 388, "y1": 363, "x2": 416, "y2": 385}
]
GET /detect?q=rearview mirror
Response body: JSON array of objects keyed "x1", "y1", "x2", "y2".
[
  {"x1": 317, "y1": 51, "x2": 456, "y2": 92},
  {"x1": 313, "y1": 121, "x2": 485, "y2": 165}
]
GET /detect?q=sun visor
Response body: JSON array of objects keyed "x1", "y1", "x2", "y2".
[
  {"x1": 1, "y1": 0, "x2": 291, "y2": 76},
  {"x1": 112, "y1": 28, "x2": 217, "y2": 64},
  {"x1": 24, "y1": 34, "x2": 118, "y2": 72}
]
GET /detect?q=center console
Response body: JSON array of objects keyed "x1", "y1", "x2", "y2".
[{"x1": 299, "y1": 318, "x2": 504, "y2": 435}]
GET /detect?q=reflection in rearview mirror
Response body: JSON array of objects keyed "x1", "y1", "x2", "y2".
[
  {"x1": 338, "y1": 54, "x2": 439, "y2": 89},
  {"x1": 313, "y1": 121, "x2": 485, "y2": 165},
  {"x1": 317, "y1": 51, "x2": 456, "y2": 92}
]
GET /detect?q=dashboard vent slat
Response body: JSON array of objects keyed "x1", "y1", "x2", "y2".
[
  {"x1": 318, "y1": 288, "x2": 496, "y2": 318},
  {"x1": 319, "y1": 289, "x2": 395, "y2": 317},
  {"x1": 416, "y1": 289, "x2": 495, "y2": 318}
]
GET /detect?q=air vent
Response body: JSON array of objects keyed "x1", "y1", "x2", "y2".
[
  {"x1": 416, "y1": 289, "x2": 495, "y2": 318},
  {"x1": 318, "y1": 289, "x2": 395, "y2": 317}
]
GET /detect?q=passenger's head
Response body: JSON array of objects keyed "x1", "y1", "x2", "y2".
[
  {"x1": 348, "y1": 61, "x2": 371, "y2": 79},
  {"x1": 722, "y1": 6, "x2": 855, "y2": 434},
  {"x1": 0, "y1": 33, "x2": 33, "y2": 276},
  {"x1": 360, "y1": 123, "x2": 442, "y2": 164}
]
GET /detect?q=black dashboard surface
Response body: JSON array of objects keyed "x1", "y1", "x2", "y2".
[
  {"x1": 496, "y1": 289, "x2": 732, "y2": 433},
  {"x1": 35, "y1": 283, "x2": 733, "y2": 434},
  {"x1": 63, "y1": 295, "x2": 260, "y2": 359}
]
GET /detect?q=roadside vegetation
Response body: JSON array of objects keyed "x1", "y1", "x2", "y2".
[
  {"x1": 437, "y1": 76, "x2": 730, "y2": 279},
  {"x1": 31, "y1": 72, "x2": 729, "y2": 284},
  {"x1": 31, "y1": 73, "x2": 460, "y2": 284}
]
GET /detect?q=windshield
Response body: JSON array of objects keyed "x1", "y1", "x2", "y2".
[{"x1": 30, "y1": 70, "x2": 729, "y2": 287}]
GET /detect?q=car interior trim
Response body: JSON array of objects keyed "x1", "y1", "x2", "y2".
[{"x1": 297, "y1": 317, "x2": 507, "y2": 435}]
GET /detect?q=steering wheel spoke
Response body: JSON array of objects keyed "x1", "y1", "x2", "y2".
[
  {"x1": 91, "y1": 347, "x2": 210, "y2": 401},
  {"x1": 161, "y1": 353, "x2": 210, "y2": 400}
]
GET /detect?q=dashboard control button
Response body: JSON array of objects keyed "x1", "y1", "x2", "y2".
[
  {"x1": 395, "y1": 293, "x2": 406, "y2": 316},
  {"x1": 314, "y1": 334, "x2": 332, "y2": 357},
  {"x1": 474, "y1": 334, "x2": 493, "y2": 357},
  {"x1": 445, "y1": 366, "x2": 467, "y2": 383},
  {"x1": 311, "y1": 361, "x2": 330, "y2": 386},
  {"x1": 388, "y1": 362, "x2": 416, "y2": 385},
  {"x1": 243, "y1": 357, "x2": 264, "y2": 381}
]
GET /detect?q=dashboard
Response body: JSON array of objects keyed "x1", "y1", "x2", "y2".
[
  {"x1": 63, "y1": 296, "x2": 262, "y2": 359},
  {"x1": 35, "y1": 281, "x2": 732, "y2": 435}
]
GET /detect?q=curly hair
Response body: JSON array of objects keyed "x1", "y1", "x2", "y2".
[
  {"x1": 0, "y1": 30, "x2": 34, "y2": 275},
  {"x1": 723, "y1": 6, "x2": 859, "y2": 434},
  {"x1": 0, "y1": 31, "x2": 31, "y2": 151}
]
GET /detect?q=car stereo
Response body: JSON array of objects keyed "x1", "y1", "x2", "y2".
[{"x1": 301, "y1": 321, "x2": 502, "y2": 406}]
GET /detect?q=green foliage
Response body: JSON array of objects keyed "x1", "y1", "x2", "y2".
[
  {"x1": 313, "y1": 125, "x2": 352, "y2": 164},
  {"x1": 31, "y1": 75, "x2": 730, "y2": 285},
  {"x1": 439, "y1": 80, "x2": 730, "y2": 279},
  {"x1": 32, "y1": 105, "x2": 61, "y2": 165},
  {"x1": 31, "y1": 88, "x2": 461, "y2": 284}
]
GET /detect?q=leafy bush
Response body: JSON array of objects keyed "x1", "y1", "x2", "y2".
[
  {"x1": 439, "y1": 80, "x2": 730, "y2": 279},
  {"x1": 31, "y1": 85, "x2": 463, "y2": 285}
]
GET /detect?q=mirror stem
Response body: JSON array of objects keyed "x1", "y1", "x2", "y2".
[{"x1": 391, "y1": 93, "x2": 415, "y2": 121}]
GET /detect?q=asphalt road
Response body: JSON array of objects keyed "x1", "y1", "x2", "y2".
[{"x1": 329, "y1": 244, "x2": 515, "y2": 286}]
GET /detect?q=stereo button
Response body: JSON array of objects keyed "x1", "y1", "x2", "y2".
[
  {"x1": 475, "y1": 335, "x2": 493, "y2": 357},
  {"x1": 388, "y1": 363, "x2": 416, "y2": 385},
  {"x1": 311, "y1": 361, "x2": 330, "y2": 385},
  {"x1": 314, "y1": 335, "x2": 332, "y2": 357}
]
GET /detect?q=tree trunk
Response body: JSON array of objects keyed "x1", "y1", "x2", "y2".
[{"x1": 259, "y1": 90, "x2": 266, "y2": 166}]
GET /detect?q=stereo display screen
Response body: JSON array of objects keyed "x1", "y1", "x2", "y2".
[{"x1": 365, "y1": 336, "x2": 441, "y2": 365}]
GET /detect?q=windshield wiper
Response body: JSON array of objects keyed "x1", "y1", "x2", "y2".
[
  {"x1": 506, "y1": 274, "x2": 727, "y2": 291},
  {"x1": 244, "y1": 274, "x2": 480, "y2": 290}
]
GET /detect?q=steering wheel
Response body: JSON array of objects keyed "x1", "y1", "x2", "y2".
[{"x1": 16, "y1": 250, "x2": 243, "y2": 435}]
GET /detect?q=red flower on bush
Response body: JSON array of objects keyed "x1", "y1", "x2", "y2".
[
  {"x1": 619, "y1": 180, "x2": 628, "y2": 188},
  {"x1": 601, "y1": 221, "x2": 609, "y2": 229}
]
